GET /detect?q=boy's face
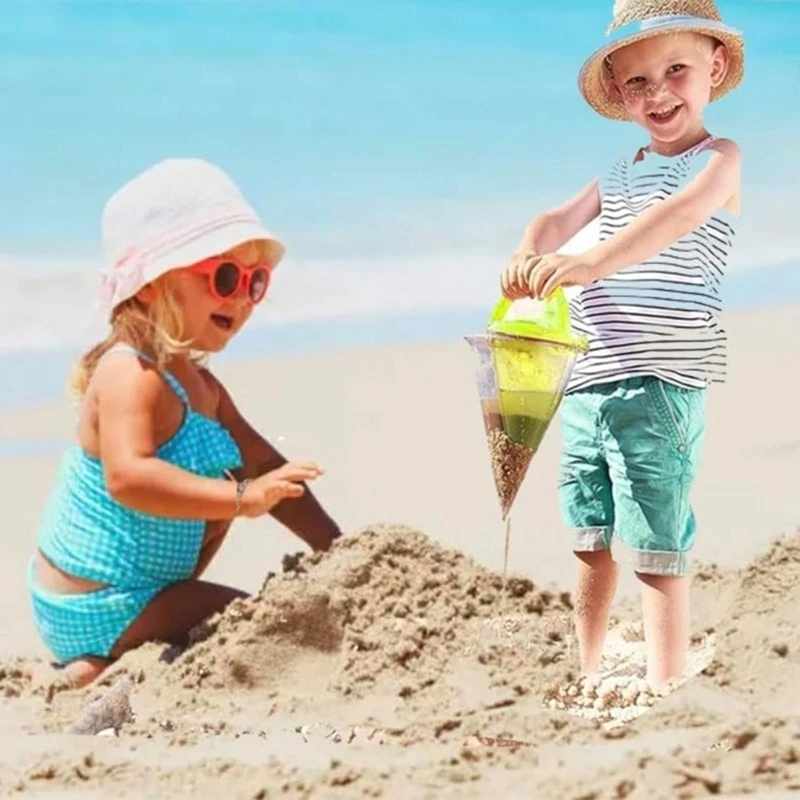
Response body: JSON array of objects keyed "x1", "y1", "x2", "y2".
[{"x1": 608, "y1": 32, "x2": 729, "y2": 145}]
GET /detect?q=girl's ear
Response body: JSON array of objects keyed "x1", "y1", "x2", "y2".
[
  {"x1": 134, "y1": 283, "x2": 156, "y2": 304},
  {"x1": 709, "y1": 43, "x2": 730, "y2": 88}
]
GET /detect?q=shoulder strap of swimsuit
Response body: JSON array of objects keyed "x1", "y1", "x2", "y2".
[
  {"x1": 102, "y1": 344, "x2": 190, "y2": 407},
  {"x1": 688, "y1": 134, "x2": 717, "y2": 155}
]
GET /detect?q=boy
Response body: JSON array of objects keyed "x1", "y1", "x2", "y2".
[{"x1": 501, "y1": 0, "x2": 743, "y2": 690}]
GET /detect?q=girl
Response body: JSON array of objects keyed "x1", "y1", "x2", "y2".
[
  {"x1": 28, "y1": 158, "x2": 343, "y2": 688},
  {"x1": 501, "y1": 0, "x2": 743, "y2": 690}
]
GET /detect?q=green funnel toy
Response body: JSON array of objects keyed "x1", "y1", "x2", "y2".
[{"x1": 466, "y1": 288, "x2": 588, "y2": 520}]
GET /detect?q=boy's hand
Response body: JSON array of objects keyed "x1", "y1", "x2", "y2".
[
  {"x1": 240, "y1": 461, "x2": 324, "y2": 518},
  {"x1": 527, "y1": 253, "x2": 598, "y2": 299},
  {"x1": 501, "y1": 248, "x2": 542, "y2": 300}
]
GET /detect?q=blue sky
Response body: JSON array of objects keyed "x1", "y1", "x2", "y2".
[{"x1": 1, "y1": 0, "x2": 798, "y2": 324}]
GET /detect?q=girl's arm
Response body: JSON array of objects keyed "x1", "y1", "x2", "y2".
[
  {"x1": 206, "y1": 370, "x2": 344, "y2": 552},
  {"x1": 97, "y1": 359, "x2": 242, "y2": 519}
]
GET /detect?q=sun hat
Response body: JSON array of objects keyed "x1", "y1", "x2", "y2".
[
  {"x1": 578, "y1": 0, "x2": 744, "y2": 121},
  {"x1": 99, "y1": 158, "x2": 285, "y2": 317}
]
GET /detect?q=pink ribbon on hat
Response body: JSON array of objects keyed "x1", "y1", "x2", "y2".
[{"x1": 99, "y1": 245, "x2": 148, "y2": 314}]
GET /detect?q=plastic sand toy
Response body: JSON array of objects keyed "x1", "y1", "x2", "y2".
[{"x1": 465, "y1": 287, "x2": 588, "y2": 521}]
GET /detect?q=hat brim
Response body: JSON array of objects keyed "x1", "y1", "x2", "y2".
[
  {"x1": 105, "y1": 218, "x2": 286, "y2": 315},
  {"x1": 578, "y1": 18, "x2": 744, "y2": 121}
]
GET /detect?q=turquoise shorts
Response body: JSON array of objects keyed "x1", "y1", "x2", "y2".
[{"x1": 558, "y1": 376, "x2": 706, "y2": 577}]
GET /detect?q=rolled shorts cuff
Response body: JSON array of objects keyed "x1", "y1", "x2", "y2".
[
  {"x1": 630, "y1": 548, "x2": 689, "y2": 577},
  {"x1": 572, "y1": 526, "x2": 612, "y2": 552}
]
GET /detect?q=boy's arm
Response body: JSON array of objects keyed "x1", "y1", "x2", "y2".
[
  {"x1": 503, "y1": 179, "x2": 601, "y2": 299},
  {"x1": 206, "y1": 371, "x2": 343, "y2": 551},
  {"x1": 519, "y1": 178, "x2": 601, "y2": 254},
  {"x1": 584, "y1": 140, "x2": 740, "y2": 281}
]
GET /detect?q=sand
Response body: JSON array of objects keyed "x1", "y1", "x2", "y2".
[
  {"x1": 0, "y1": 302, "x2": 799, "y2": 797},
  {"x1": 1, "y1": 525, "x2": 799, "y2": 798}
]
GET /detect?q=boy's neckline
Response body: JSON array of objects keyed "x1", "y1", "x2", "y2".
[{"x1": 632, "y1": 133, "x2": 714, "y2": 164}]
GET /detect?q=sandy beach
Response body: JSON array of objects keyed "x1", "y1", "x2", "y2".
[{"x1": 1, "y1": 301, "x2": 798, "y2": 798}]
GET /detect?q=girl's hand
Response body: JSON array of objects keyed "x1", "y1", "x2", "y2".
[
  {"x1": 239, "y1": 461, "x2": 324, "y2": 518},
  {"x1": 501, "y1": 248, "x2": 542, "y2": 300}
]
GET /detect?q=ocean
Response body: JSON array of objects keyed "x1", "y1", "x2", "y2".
[{"x1": 2, "y1": 257, "x2": 799, "y2": 408}]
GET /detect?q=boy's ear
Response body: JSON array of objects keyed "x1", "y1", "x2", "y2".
[
  {"x1": 709, "y1": 43, "x2": 730, "y2": 88},
  {"x1": 606, "y1": 79, "x2": 624, "y2": 104},
  {"x1": 600, "y1": 63, "x2": 624, "y2": 104}
]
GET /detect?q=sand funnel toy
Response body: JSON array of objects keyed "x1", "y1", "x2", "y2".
[{"x1": 465, "y1": 288, "x2": 588, "y2": 521}]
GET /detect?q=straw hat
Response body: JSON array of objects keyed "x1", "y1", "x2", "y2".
[
  {"x1": 578, "y1": 0, "x2": 744, "y2": 121},
  {"x1": 99, "y1": 158, "x2": 285, "y2": 316}
]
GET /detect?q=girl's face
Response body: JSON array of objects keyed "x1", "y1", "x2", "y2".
[
  {"x1": 609, "y1": 33, "x2": 729, "y2": 153},
  {"x1": 166, "y1": 240, "x2": 274, "y2": 353}
]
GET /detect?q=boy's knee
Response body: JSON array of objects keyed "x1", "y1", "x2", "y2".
[{"x1": 574, "y1": 548, "x2": 616, "y2": 567}]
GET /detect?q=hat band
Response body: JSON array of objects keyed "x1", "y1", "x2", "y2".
[
  {"x1": 610, "y1": 14, "x2": 742, "y2": 42},
  {"x1": 115, "y1": 211, "x2": 262, "y2": 268}
]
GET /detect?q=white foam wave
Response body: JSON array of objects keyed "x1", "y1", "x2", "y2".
[
  {"x1": 0, "y1": 211, "x2": 795, "y2": 355},
  {"x1": 0, "y1": 250, "x2": 504, "y2": 354}
]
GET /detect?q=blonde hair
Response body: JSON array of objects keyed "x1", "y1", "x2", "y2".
[
  {"x1": 68, "y1": 274, "x2": 191, "y2": 399},
  {"x1": 68, "y1": 238, "x2": 274, "y2": 399}
]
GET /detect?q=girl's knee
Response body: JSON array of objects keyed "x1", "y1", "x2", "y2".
[{"x1": 204, "y1": 520, "x2": 233, "y2": 544}]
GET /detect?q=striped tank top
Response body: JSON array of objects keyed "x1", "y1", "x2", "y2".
[{"x1": 566, "y1": 135, "x2": 737, "y2": 394}]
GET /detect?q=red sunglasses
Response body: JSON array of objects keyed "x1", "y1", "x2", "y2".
[{"x1": 190, "y1": 255, "x2": 273, "y2": 304}]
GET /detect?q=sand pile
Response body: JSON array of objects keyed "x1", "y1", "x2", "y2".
[
  {"x1": 121, "y1": 524, "x2": 579, "y2": 743},
  {"x1": 1, "y1": 524, "x2": 799, "y2": 799}
]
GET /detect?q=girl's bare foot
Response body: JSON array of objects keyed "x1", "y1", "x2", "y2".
[{"x1": 30, "y1": 657, "x2": 109, "y2": 701}]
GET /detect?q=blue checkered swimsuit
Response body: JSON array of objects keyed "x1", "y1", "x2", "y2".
[{"x1": 28, "y1": 345, "x2": 243, "y2": 664}]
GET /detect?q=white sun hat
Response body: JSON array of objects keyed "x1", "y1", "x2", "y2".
[
  {"x1": 578, "y1": 0, "x2": 744, "y2": 121},
  {"x1": 99, "y1": 158, "x2": 285, "y2": 317}
]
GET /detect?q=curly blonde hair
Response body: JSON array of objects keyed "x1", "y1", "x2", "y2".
[{"x1": 68, "y1": 274, "x2": 190, "y2": 399}]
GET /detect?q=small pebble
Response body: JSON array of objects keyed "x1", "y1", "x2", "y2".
[
  {"x1": 622, "y1": 686, "x2": 639, "y2": 704},
  {"x1": 598, "y1": 680, "x2": 617, "y2": 699}
]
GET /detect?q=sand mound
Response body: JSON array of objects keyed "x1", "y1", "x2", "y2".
[
  {"x1": 142, "y1": 526, "x2": 573, "y2": 699},
  {"x1": 694, "y1": 530, "x2": 800, "y2": 702},
  {"x1": 2, "y1": 525, "x2": 799, "y2": 798},
  {"x1": 0, "y1": 658, "x2": 33, "y2": 699}
]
